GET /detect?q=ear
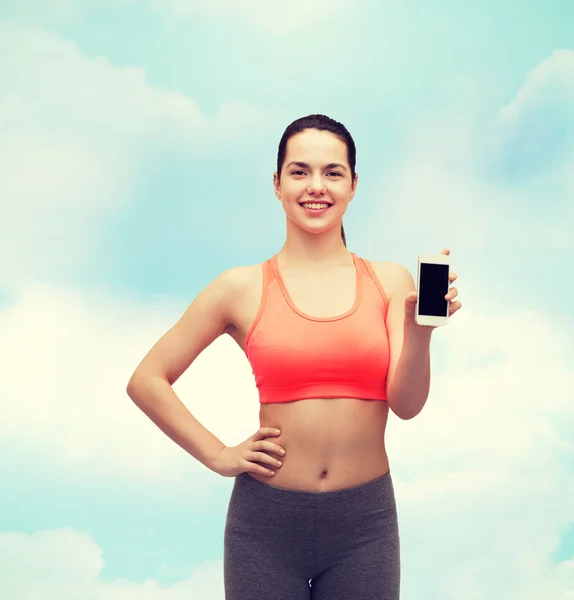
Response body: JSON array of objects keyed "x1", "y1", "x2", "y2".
[
  {"x1": 349, "y1": 172, "x2": 358, "y2": 203},
  {"x1": 273, "y1": 172, "x2": 281, "y2": 201}
]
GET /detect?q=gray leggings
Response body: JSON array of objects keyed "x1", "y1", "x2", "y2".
[{"x1": 224, "y1": 470, "x2": 400, "y2": 600}]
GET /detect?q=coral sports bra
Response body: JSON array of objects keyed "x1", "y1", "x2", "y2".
[{"x1": 244, "y1": 253, "x2": 390, "y2": 404}]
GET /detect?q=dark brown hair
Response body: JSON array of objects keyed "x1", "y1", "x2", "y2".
[{"x1": 276, "y1": 114, "x2": 356, "y2": 247}]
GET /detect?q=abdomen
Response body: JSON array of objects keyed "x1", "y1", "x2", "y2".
[{"x1": 247, "y1": 398, "x2": 390, "y2": 492}]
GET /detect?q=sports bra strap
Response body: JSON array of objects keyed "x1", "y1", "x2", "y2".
[
  {"x1": 263, "y1": 257, "x2": 275, "y2": 284},
  {"x1": 359, "y1": 257, "x2": 389, "y2": 309},
  {"x1": 353, "y1": 254, "x2": 371, "y2": 278}
]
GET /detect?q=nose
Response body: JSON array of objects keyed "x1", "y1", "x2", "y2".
[{"x1": 307, "y1": 175, "x2": 326, "y2": 195}]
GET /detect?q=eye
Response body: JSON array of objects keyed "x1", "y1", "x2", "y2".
[
  {"x1": 291, "y1": 170, "x2": 306, "y2": 176},
  {"x1": 328, "y1": 172, "x2": 342, "y2": 177}
]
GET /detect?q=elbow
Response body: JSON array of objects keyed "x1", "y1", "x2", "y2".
[
  {"x1": 126, "y1": 371, "x2": 168, "y2": 400},
  {"x1": 389, "y1": 404, "x2": 418, "y2": 420},
  {"x1": 387, "y1": 395, "x2": 426, "y2": 420},
  {"x1": 126, "y1": 375, "x2": 140, "y2": 400},
  {"x1": 394, "y1": 408, "x2": 419, "y2": 420},
  {"x1": 126, "y1": 371, "x2": 149, "y2": 400}
]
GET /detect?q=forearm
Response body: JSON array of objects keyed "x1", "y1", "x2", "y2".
[
  {"x1": 386, "y1": 324, "x2": 433, "y2": 420},
  {"x1": 126, "y1": 375, "x2": 225, "y2": 471}
]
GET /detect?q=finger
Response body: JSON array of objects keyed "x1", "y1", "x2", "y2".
[
  {"x1": 254, "y1": 427, "x2": 281, "y2": 440},
  {"x1": 263, "y1": 441, "x2": 286, "y2": 456},
  {"x1": 255, "y1": 440, "x2": 284, "y2": 456},
  {"x1": 248, "y1": 461, "x2": 276, "y2": 477},
  {"x1": 404, "y1": 293, "x2": 417, "y2": 316},
  {"x1": 449, "y1": 272, "x2": 457, "y2": 282},
  {"x1": 445, "y1": 287, "x2": 459, "y2": 300},
  {"x1": 441, "y1": 249, "x2": 451, "y2": 255},
  {"x1": 449, "y1": 301, "x2": 462, "y2": 314},
  {"x1": 253, "y1": 451, "x2": 283, "y2": 469}
]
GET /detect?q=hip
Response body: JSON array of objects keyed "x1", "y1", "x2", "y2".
[{"x1": 227, "y1": 468, "x2": 399, "y2": 561}]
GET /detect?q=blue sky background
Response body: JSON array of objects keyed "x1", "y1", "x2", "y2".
[{"x1": 1, "y1": 1, "x2": 573, "y2": 598}]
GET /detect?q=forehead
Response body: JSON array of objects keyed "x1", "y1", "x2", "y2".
[{"x1": 285, "y1": 129, "x2": 348, "y2": 162}]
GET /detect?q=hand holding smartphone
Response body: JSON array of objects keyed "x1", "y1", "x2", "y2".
[{"x1": 415, "y1": 253, "x2": 450, "y2": 327}]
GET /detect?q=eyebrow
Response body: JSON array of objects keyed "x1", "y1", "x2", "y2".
[{"x1": 286, "y1": 161, "x2": 348, "y2": 172}]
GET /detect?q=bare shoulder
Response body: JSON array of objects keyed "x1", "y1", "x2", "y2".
[
  {"x1": 220, "y1": 263, "x2": 261, "y2": 285},
  {"x1": 217, "y1": 263, "x2": 262, "y2": 302},
  {"x1": 367, "y1": 260, "x2": 413, "y2": 299},
  {"x1": 126, "y1": 262, "x2": 264, "y2": 387},
  {"x1": 217, "y1": 262, "x2": 264, "y2": 337}
]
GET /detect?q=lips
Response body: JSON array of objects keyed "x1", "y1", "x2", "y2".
[{"x1": 299, "y1": 202, "x2": 332, "y2": 215}]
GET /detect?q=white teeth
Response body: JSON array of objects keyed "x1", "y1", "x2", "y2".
[{"x1": 302, "y1": 203, "x2": 330, "y2": 209}]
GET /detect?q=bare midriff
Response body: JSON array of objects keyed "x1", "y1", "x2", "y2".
[{"x1": 246, "y1": 397, "x2": 390, "y2": 492}]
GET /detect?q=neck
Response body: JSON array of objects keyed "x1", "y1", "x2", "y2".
[{"x1": 278, "y1": 222, "x2": 351, "y2": 268}]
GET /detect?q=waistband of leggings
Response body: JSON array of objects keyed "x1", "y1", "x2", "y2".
[{"x1": 236, "y1": 469, "x2": 394, "y2": 507}]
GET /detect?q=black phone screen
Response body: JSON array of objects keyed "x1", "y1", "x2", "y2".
[{"x1": 418, "y1": 263, "x2": 449, "y2": 317}]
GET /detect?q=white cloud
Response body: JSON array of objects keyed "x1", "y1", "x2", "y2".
[
  {"x1": 365, "y1": 50, "x2": 574, "y2": 260},
  {"x1": 495, "y1": 49, "x2": 574, "y2": 248},
  {"x1": 0, "y1": 282, "x2": 262, "y2": 488},
  {"x1": 499, "y1": 49, "x2": 574, "y2": 126},
  {"x1": 386, "y1": 310, "x2": 574, "y2": 599},
  {"x1": 0, "y1": 22, "x2": 285, "y2": 294},
  {"x1": 0, "y1": 529, "x2": 225, "y2": 600}
]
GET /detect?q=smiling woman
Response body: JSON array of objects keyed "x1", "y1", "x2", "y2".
[{"x1": 126, "y1": 113, "x2": 461, "y2": 600}]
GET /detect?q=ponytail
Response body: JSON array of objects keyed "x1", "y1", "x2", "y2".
[{"x1": 341, "y1": 222, "x2": 347, "y2": 247}]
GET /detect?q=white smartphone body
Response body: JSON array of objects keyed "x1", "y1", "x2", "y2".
[{"x1": 415, "y1": 253, "x2": 450, "y2": 327}]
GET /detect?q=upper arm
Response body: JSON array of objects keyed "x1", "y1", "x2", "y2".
[
  {"x1": 127, "y1": 267, "x2": 247, "y2": 388},
  {"x1": 382, "y1": 264, "x2": 416, "y2": 392}
]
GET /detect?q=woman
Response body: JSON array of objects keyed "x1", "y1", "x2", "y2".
[{"x1": 126, "y1": 114, "x2": 462, "y2": 600}]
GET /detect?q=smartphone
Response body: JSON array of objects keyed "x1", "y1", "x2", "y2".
[{"x1": 415, "y1": 253, "x2": 450, "y2": 327}]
